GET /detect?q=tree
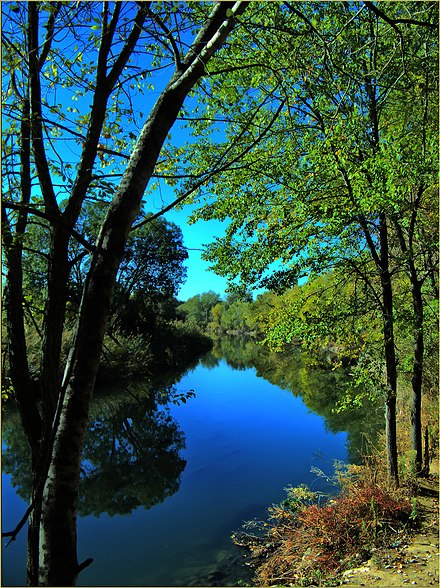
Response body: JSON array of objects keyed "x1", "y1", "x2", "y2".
[
  {"x1": 2, "y1": 2, "x2": 248, "y2": 585},
  {"x1": 75, "y1": 207, "x2": 189, "y2": 334},
  {"x1": 178, "y1": 290, "x2": 222, "y2": 330},
  {"x1": 172, "y1": 2, "x2": 438, "y2": 482},
  {"x1": 219, "y1": 298, "x2": 251, "y2": 332}
]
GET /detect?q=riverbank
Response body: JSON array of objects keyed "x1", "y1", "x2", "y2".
[
  {"x1": 342, "y1": 460, "x2": 439, "y2": 588},
  {"x1": 233, "y1": 458, "x2": 439, "y2": 588}
]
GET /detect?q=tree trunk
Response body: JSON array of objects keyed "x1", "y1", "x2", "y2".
[
  {"x1": 410, "y1": 278, "x2": 424, "y2": 473},
  {"x1": 391, "y1": 215, "x2": 425, "y2": 475},
  {"x1": 40, "y1": 227, "x2": 71, "y2": 424},
  {"x1": 27, "y1": 452, "x2": 45, "y2": 586},
  {"x1": 37, "y1": 4, "x2": 247, "y2": 585},
  {"x1": 379, "y1": 213, "x2": 399, "y2": 486},
  {"x1": 382, "y1": 289, "x2": 399, "y2": 486}
]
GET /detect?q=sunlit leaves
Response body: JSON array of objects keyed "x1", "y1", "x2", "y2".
[{"x1": 170, "y1": 1, "x2": 437, "y2": 304}]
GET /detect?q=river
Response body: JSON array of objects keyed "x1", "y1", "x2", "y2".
[{"x1": 2, "y1": 337, "x2": 382, "y2": 586}]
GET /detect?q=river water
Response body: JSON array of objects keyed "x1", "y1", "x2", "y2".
[{"x1": 2, "y1": 338, "x2": 381, "y2": 586}]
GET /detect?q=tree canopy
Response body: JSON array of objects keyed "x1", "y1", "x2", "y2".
[
  {"x1": 1, "y1": 2, "x2": 438, "y2": 584},
  {"x1": 172, "y1": 1, "x2": 438, "y2": 481}
]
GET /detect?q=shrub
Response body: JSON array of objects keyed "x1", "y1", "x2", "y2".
[{"x1": 235, "y1": 469, "x2": 412, "y2": 587}]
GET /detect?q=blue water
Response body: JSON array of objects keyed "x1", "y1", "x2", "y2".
[{"x1": 2, "y1": 357, "x2": 348, "y2": 586}]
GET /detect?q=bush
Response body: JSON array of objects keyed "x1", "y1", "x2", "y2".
[
  {"x1": 98, "y1": 331, "x2": 154, "y2": 381},
  {"x1": 234, "y1": 468, "x2": 412, "y2": 587}
]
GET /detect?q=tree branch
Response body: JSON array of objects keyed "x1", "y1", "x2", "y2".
[
  {"x1": 132, "y1": 95, "x2": 285, "y2": 232},
  {"x1": 364, "y1": 2, "x2": 437, "y2": 30},
  {"x1": 106, "y1": 3, "x2": 150, "y2": 90},
  {"x1": 63, "y1": 2, "x2": 149, "y2": 226},
  {"x1": 2, "y1": 503, "x2": 35, "y2": 546},
  {"x1": 28, "y1": 3, "x2": 59, "y2": 215},
  {"x1": 3, "y1": 201, "x2": 95, "y2": 252},
  {"x1": 145, "y1": 6, "x2": 183, "y2": 70},
  {"x1": 37, "y1": 2, "x2": 62, "y2": 70}
]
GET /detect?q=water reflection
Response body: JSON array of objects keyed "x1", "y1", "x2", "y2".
[
  {"x1": 3, "y1": 337, "x2": 382, "y2": 513},
  {"x1": 209, "y1": 336, "x2": 384, "y2": 463},
  {"x1": 80, "y1": 402, "x2": 186, "y2": 516},
  {"x1": 2, "y1": 382, "x2": 188, "y2": 517},
  {"x1": 3, "y1": 336, "x2": 383, "y2": 586}
]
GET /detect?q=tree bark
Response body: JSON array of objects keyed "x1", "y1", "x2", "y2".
[
  {"x1": 37, "y1": 3, "x2": 247, "y2": 585},
  {"x1": 379, "y1": 213, "x2": 399, "y2": 486},
  {"x1": 410, "y1": 277, "x2": 424, "y2": 473},
  {"x1": 338, "y1": 163, "x2": 400, "y2": 486}
]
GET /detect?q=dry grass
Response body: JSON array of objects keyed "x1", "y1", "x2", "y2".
[{"x1": 234, "y1": 466, "x2": 413, "y2": 587}]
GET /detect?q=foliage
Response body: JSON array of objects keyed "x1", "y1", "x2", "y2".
[
  {"x1": 234, "y1": 465, "x2": 412, "y2": 587},
  {"x1": 174, "y1": 1, "x2": 438, "y2": 478},
  {"x1": 176, "y1": 2, "x2": 438, "y2": 293},
  {"x1": 177, "y1": 290, "x2": 222, "y2": 330},
  {"x1": 111, "y1": 218, "x2": 188, "y2": 335}
]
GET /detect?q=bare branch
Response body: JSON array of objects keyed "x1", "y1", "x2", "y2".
[
  {"x1": 28, "y1": 3, "x2": 59, "y2": 215},
  {"x1": 2, "y1": 503, "x2": 35, "y2": 547},
  {"x1": 3, "y1": 201, "x2": 95, "y2": 252},
  {"x1": 38, "y1": 2, "x2": 62, "y2": 70},
  {"x1": 106, "y1": 3, "x2": 150, "y2": 90},
  {"x1": 145, "y1": 6, "x2": 183, "y2": 70}
]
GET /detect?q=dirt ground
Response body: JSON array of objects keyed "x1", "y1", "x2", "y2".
[{"x1": 341, "y1": 460, "x2": 439, "y2": 588}]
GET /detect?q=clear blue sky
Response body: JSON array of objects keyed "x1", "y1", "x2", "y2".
[{"x1": 150, "y1": 187, "x2": 230, "y2": 301}]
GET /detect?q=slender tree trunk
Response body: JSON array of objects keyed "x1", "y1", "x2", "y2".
[
  {"x1": 37, "y1": 4, "x2": 247, "y2": 584},
  {"x1": 382, "y1": 285, "x2": 399, "y2": 486},
  {"x1": 333, "y1": 75, "x2": 400, "y2": 485},
  {"x1": 410, "y1": 278, "x2": 424, "y2": 473},
  {"x1": 27, "y1": 452, "x2": 45, "y2": 586},
  {"x1": 3, "y1": 265, "x2": 42, "y2": 447},
  {"x1": 40, "y1": 227, "x2": 71, "y2": 423},
  {"x1": 423, "y1": 425, "x2": 430, "y2": 475},
  {"x1": 379, "y1": 213, "x2": 399, "y2": 486},
  {"x1": 2, "y1": 83, "x2": 46, "y2": 585},
  {"x1": 392, "y1": 215, "x2": 425, "y2": 475}
]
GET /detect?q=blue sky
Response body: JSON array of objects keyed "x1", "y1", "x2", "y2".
[{"x1": 150, "y1": 187, "x2": 230, "y2": 301}]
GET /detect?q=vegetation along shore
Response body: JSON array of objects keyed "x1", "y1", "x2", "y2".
[{"x1": 2, "y1": 1, "x2": 438, "y2": 586}]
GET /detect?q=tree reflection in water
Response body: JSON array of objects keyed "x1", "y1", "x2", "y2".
[
  {"x1": 3, "y1": 336, "x2": 383, "y2": 518},
  {"x1": 207, "y1": 336, "x2": 384, "y2": 464},
  {"x1": 79, "y1": 400, "x2": 186, "y2": 516},
  {"x1": 3, "y1": 383, "x2": 187, "y2": 518}
]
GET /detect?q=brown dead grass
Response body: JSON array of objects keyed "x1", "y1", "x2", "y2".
[
  {"x1": 342, "y1": 459, "x2": 439, "y2": 588},
  {"x1": 234, "y1": 460, "x2": 439, "y2": 587}
]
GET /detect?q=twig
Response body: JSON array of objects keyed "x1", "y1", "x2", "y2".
[{"x1": 2, "y1": 502, "x2": 35, "y2": 546}]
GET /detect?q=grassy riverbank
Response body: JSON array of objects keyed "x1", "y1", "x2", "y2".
[
  {"x1": 1, "y1": 322, "x2": 212, "y2": 404},
  {"x1": 96, "y1": 323, "x2": 213, "y2": 383},
  {"x1": 342, "y1": 461, "x2": 439, "y2": 588}
]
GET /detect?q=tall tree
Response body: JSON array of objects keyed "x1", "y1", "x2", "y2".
[
  {"x1": 2, "y1": 2, "x2": 248, "y2": 585},
  {"x1": 172, "y1": 2, "x2": 438, "y2": 482}
]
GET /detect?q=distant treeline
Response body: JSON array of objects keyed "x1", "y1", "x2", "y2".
[{"x1": 177, "y1": 271, "x2": 438, "y2": 387}]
